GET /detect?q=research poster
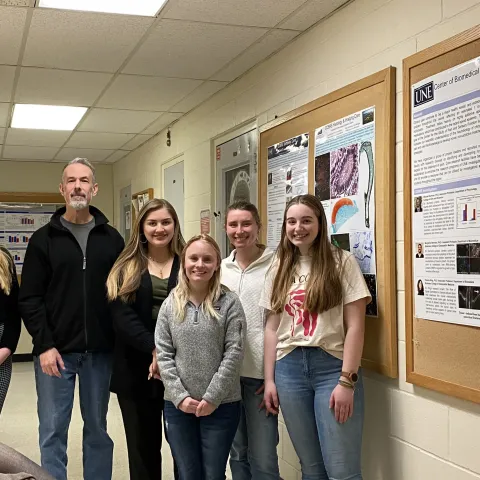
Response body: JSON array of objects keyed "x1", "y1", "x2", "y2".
[
  {"x1": 0, "y1": 209, "x2": 56, "y2": 274},
  {"x1": 266, "y1": 133, "x2": 309, "y2": 248},
  {"x1": 314, "y1": 107, "x2": 378, "y2": 316},
  {"x1": 411, "y1": 56, "x2": 480, "y2": 327}
]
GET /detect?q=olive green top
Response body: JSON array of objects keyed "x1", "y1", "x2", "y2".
[{"x1": 151, "y1": 275, "x2": 169, "y2": 321}]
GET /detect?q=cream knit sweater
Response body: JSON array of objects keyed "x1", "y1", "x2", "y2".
[{"x1": 221, "y1": 248, "x2": 274, "y2": 379}]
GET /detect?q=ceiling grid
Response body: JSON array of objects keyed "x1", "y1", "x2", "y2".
[{"x1": 0, "y1": 0, "x2": 350, "y2": 164}]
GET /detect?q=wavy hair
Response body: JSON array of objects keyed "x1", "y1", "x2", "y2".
[
  {"x1": 0, "y1": 248, "x2": 14, "y2": 295},
  {"x1": 107, "y1": 198, "x2": 185, "y2": 302},
  {"x1": 270, "y1": 194, "x2": 343, "y2": 314},
  {"x1": 172, "y1": 234, "x2": 223, "y2": 321}
]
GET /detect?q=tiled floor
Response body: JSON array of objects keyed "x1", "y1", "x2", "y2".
[{"x1": 0, "y1": 362, "x2": 177, "y2": 480}]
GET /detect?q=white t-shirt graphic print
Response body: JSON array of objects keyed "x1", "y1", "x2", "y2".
[{"x1": 260, "y1": 251, "x2": 371, "y2": 361}]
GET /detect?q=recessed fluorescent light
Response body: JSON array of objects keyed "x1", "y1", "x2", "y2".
[
  {"x1": 11, "y1": 104, "x2": 88, "y2": 131},
  {"x1": 38, "y1": 0, "x2": 168, "y2": 17}
]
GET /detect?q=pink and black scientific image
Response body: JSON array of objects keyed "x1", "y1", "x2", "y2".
[{"x1": 330, "y1": 144, "x2": 359, "y2": 198}]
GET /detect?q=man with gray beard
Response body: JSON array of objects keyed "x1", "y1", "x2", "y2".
[{"x1": 19, "y1": 158, "x2": 124, "y2": 480}]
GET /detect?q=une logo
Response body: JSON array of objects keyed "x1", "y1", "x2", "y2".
[{"x1": 414, "y1": 81, "x2": 434, "y2": 107}]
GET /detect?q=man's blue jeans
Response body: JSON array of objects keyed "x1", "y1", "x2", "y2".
[
  {"x1": 34, "y1": 352, "x2": 113, "y2": 480},
  {"x1": 275, "y1": 347, "x2": 364, "y2": 480},
  {"x1": 164, "y1": 400, "x2": 240, "y2": 480},
  {"x1": 229, "y1": 377, "x2": 280, "y2": 479}
]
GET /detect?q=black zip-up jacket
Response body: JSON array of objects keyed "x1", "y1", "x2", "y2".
[
  {"x1": 0, "y1": 247, "x2": 21, "y2": 354},
  {"x1": 109, "y1": 256, "x2": 180, "y2": 401},
  {"x1": 19, "y1": 206, "x2": 124, "y2": 355}
]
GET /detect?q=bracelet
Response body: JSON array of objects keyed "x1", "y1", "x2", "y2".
[{"x1": 338, "y1": 379, "x2": 355, "y2": 390}]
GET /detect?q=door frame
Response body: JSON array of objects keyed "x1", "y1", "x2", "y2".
[{"x1": 212, "y1": 121, "x2": 259, "y2": 255}]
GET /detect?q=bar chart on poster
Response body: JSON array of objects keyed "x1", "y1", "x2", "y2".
[{"x1": 0, "y1": 192, "x2": 63, "y2": 276}]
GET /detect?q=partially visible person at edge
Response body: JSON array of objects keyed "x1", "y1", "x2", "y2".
[
  {"x1": 19, "y1": 158, "x2": 124, "y2": 480},
  {"x1": 261, "y1": 194, "x2": 371, "y2": 480},
  {"x1": 0, "y1": 246, "x2": 21, "y2": 414},
  {"x1": 221, "y1": 201, "x2": 280, "y2": 480},
  {"x1": 107, "y1": 198, "x2": 184, "y2": 480},
  {"x1": 155, "y1": 234, "x2": 246, "y2": 480}
]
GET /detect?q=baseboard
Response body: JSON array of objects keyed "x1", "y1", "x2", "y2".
[{"x1": 13, "y1": 353, "x2": 33, "y2": 363}]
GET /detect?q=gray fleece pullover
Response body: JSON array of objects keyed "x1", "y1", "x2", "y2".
[{"x1": 155, "y1": 289, "x2": 246, "y2": 408}]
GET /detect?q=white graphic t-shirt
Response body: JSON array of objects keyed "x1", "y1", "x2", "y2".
[{"x1": 259, "y1": 251, "x2": 371, "y2": 360}]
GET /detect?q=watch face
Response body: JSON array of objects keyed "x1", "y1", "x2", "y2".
[{"x1": 351, "y1": 373, "x2": 359, "y2": 383}]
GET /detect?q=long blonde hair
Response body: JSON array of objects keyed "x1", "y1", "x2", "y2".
[
  {"x1": 172, "y1": 234, "x2": 223, "y2": 321},
  {"x1": 0, "y1": 248, "x2": 14, "y2": 295},
  {"x1": 107, "y1": 198, "x2": 185, "y2": 302},
  {"x1": 270, "y1": 195, "x2": 343, "y2": 314}
]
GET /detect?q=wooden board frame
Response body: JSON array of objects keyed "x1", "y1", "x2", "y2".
[
  {"x1": 404, "y1": 25, "x2": 480, "y2": 403},
  {"x1": 0, "y1": 192, "x2": 64, "y2": 204},
  {"x1": 259, "y1": 67, "x2": 397, "y2": 378}
]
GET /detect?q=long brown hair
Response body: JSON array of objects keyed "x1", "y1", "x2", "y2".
[
  {"x1": 172, "y1": 234, "x2": 223, "y2": 321},
  {"x1": 107, "y1": 198, "x2": 185, "y2": 302},
  {"x1": 0, "y1": 248, "x2": 14, "y2": 295},
  {"x1": 270, "y1": 194, "x2": 343, "y2": 314}
]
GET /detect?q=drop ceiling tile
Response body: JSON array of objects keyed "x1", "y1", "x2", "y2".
[
  {"x1": 78, "y1": 109, "x2": 161, "y2": 134},
  {"x1": 23, "y1": 10, "x2": 153, "y2": 72},
  {"x1": 120, "y1": 134, "x2": 153, "y2": 151},
  {"x1": 171, "y1": 81, "x2": 228, "y2": 113},
  {"x1": 164, "y1": 0, "x2": 307, "y2": 28},
  {"x1": 54, "y1": 148, "x2": 115, "y2": 162},
  {"x1": 65, "y1": 132, "x2": 135, "y2": 150},
  {"x1": 143, "y1": 112, "x2": 182, "y2": 135},
  {"x1": 97, "y1": 75, "x2": 202, "y2": 111},
  {"x1": 280, "y1": 0, "x2": 348, "y2": 31},
  {"x1": 3, "y1": 145, "x2": 59, "y2": 160},
  {"x1": 0, "y1": 103, "x2": 9, "y2": 128},
  {"x1": 6, "y1": 128, "x2": 71, "y2": 147},
  {"x1": 212, "y1": 29, "x2": 300, "y2": 81},
  {"x1": 0, "y1": 66, "x2": 16, "y2": 102},
  {"x1": 15, "y1": 68, "x2": 113, "y2": 106},
  {"x1": 0, "y1": 6, "x2": 27, "y2": 64},
  {"x1": 124, "y1": 20, "x2": 267, "y2": 79},
  {"x1": 103, "y1": 150, "x2": 129, "y2": 164}
]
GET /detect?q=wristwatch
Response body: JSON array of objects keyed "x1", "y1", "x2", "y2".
[{"x1": 341, "y1": 371, "x2": 358, "y2": 384}]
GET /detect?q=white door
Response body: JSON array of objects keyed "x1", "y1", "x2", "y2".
[{"x1": 164, "y1": 161, "x2": 185, "y2": 235}]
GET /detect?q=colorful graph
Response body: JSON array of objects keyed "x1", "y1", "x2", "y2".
[{"x1": 457, "y1": 198, "x2": 479, "y2": 229}]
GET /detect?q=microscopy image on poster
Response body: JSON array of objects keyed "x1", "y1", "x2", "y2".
[
  {"x1": 315, "y1": 107, "x2": 377, "y2": 315},
  {"x1": 267, "y1": 133, "x2": 309, "y2": 249},
  {"x1": 330, "y1": 144, "x2": 359, "y2": 198},
  {"x1": 411, "y1": 56, "x2": 480, "y2": 327},
  {"x1": 364, "y1": 274, "x2": 378, "y2": 317}
]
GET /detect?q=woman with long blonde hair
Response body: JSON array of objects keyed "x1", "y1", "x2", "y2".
[
  {"x1": 0, "y1": 246, "x2": 21, "y2": 414},
  {"x1": 261, "y1": 194, "x2": 371, "y2": 480},
  {"x1": 107, "y1": 198, "x2": 184, "y2": 480},
  {"x1": 155, "y1": 234, "x2": 246, "y2": 480}
]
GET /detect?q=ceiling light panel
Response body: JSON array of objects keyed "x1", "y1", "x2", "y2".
[
  {"x1": 11, "y1": 104, "x2": 88, "y2": 131},
  {"x1": 38, "y1": 0, "x2": 167, "y2": 16}
]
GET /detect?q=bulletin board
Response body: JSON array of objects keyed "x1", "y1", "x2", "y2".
[
  {"x1": 404, "y1": 26, "x2": 480, "y2": 402},
  {"x1": 131, "y1": 188, "x2": 154, "y2": 225},
  {"x1": 259, "y1": 67, "x2": 398, "y2": 377}
]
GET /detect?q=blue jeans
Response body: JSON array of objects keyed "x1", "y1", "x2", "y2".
[
  {"x1": 230, "y1": 377, "x2": 280, "y2": 480},
  {"x1": 275, "y1": 347, "x2": 364, "y2": 480},
  {"x1": 34, "y1": 352, "x2": 113, "y2": 480},
  {"x1": 164, "y1": 400, "x2": 241, "y2": 480}
]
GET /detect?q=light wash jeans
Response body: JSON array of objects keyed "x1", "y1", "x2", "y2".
[
  {"x1": 34, "y1": 352, "x2": 113, "y2": 480},
  {"x1": 229, "y1": 377, "x2": 280, "y2": 480},
  {"x1": 275, "y1": 347, "x2": 364, "y2": 480}
]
